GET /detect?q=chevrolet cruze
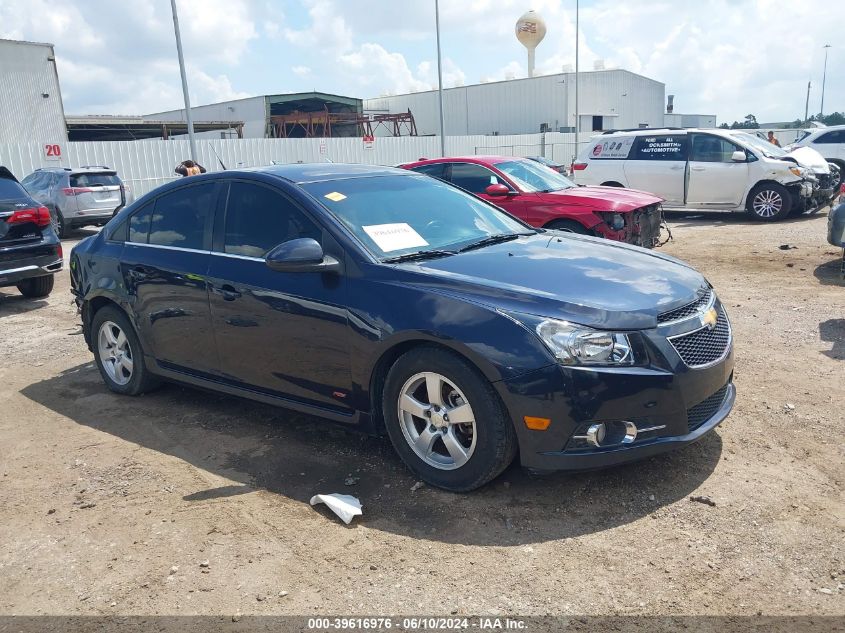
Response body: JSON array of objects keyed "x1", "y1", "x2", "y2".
[{"x1": 70, "y1": 164, "x2": 735, "y2": 491}]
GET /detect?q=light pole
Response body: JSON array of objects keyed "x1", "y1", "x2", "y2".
[
  {"x1": 170, "y1": 0, "x2": 197, "y2": 162},
  {"x1": 573, "y1": 0, "x2": 580, "y2": 165},
  {"x1": 820, "y1": 44, "x2": 831, "y2": 117},
  {"x1": 434, "y1": 0, "x2": 446, "y2": 157}
]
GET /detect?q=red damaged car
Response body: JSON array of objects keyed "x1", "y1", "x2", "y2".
[{"x1": 401, "y1": 156, "x2": 665, "y2": 247}]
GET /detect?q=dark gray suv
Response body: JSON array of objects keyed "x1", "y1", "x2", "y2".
[{"x1": 21, "y1": 166, "x2": 134, "y2": 238}]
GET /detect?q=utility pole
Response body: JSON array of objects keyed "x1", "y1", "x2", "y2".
[
  {"x1": 804, "y1": 81, "x2": 811, "y2": 123},
  {"x1": 820, "y1": 44, "x2": 831, "y2": 117},
  {"x1": 573, "y1": 0, "x2": 580, "y2": 165},
  {"x1": 170, "y1": 0, "x2": 197, "y2": 162},
  {"x1": 434, "y1": 0, "x2": 446, "y2": 157}
]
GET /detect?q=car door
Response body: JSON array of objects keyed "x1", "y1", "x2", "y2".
[
  {"x1": 206, "y1": 179, "x2": 353, "y2": 412},
  {"x1": 120, "y1": 182, "x2": 219, "y2": 374},
  {"x1": 622, "y1": 134, "x2": 688, "y2": 205},
  {"x1": 685, "y1": 134, "x2": 749, "y2": 207},
  {"x1": 445, "y1": 162, "x2": 527, "y2": 218},
  {"x1": 814, "y1": 130, "x2": 845, "y2": 161}
]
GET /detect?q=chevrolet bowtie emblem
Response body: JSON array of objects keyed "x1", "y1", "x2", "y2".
[{"x1": 701, "y1": 307, "x2": 718, "y2": 330}]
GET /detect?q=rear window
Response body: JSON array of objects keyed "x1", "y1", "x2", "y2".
[
  {"x1": 70, "y1": 172, "x2": 120, "y2": 187},
  {"x1": 0, "y1": 178, "x2": 28, "y2": 199}
]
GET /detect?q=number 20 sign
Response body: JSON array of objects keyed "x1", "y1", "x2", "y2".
[{"x1": 44, "y1": 144, "x2": 62, "y2": 160}]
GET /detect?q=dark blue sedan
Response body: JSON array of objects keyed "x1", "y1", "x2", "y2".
[{"x1": 70, "y1": 164, "x2": 735, "y2": 491}]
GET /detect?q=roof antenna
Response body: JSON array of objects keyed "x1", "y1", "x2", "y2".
[{"x1": 210, "y1": 143, "x2": 227, "y2": 170}]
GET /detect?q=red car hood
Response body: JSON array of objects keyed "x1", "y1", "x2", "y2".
[{"x1": 538, "y1": 186, "x2": 663, "y2": 212}]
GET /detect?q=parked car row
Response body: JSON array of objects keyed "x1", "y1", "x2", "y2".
[{"x1": 572, "y1": 127, "x2": 838, "y2": 221}]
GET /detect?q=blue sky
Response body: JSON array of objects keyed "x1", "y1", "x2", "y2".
[{"x1": 1, "y1": 0, "x2": 841, "y2": 124}]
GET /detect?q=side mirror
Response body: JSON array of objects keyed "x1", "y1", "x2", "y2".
[
  {"x1": 731, "y1": 150, "x2": 747, "y2": 162},
  {"x1": 485, "y1": 183, "x2": 512, "y2": 197},
  {"x1": 265, "y1": 238, "x2": 341, "y2": 274}
]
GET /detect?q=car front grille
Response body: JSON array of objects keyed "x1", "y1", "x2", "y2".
[
  {"x1": 669, "y1": 307, "x2": 731, "y2": 367},
  {"x1": 658, "y1": 289, "x2": 713, "y2": 324},
  {"x1": 631, "y1": 204, "x2": 663, "y2": 248},
  {"x1": 687, "y1": 383, "x2": 730, "y2": 432}
]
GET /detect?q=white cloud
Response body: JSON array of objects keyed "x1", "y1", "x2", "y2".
[
  {"x1": 292, "y1": 65, "x2": 312, "y2": 76},
  {"x1": 339, "y1": 43, "x2": 432, "y2": 93}
]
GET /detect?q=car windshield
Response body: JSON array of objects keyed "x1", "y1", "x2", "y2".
[
  {"x1": 495, "y1": 159, "x2": 576, "y2": 192},
  {"x1": 731, "y1": 132, "x2": 788, "y2": 158},
  {"x1": 794, "y1": 130, "x2": 812, "y2": 143},
  {"x1": 302, "y1": 174, "x2": 533, "y2": 260}
]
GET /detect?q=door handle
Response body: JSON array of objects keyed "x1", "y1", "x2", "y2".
[
  {"x1": 219, "y1": 284, "x2": 241, "y2": 301},
  {"x1": 669, "y1": 165, "x2": 684, "y2": 170},
  {"x1": 691, "y1": 166, "x2": 706, "y2": 171}
]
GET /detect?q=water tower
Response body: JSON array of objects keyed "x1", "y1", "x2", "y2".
[{"x1": 515, "y1": 10, "x2": 547, "y2": 78}]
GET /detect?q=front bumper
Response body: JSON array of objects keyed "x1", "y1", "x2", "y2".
[
  {"x1": 494, "y1": 318, "x2": 735, "y2": 471},
  {"x1": 593, "y1": 204, "x2": 664, "y2": 248}
]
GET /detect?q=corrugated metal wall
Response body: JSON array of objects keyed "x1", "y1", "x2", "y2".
[
  {"x1": 0, "y1": 40, "x2": 68, "y2": 144},
  {"x1": 364, "y1": 70, "x2": 667, "y2": 136},
  {"x1": 142, "y1": 96, "x2": 268, "y2": 139},
  {"x1": 0, "y1": 133, "x2": 585, "y2": 198}
]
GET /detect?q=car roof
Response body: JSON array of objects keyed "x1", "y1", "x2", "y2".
[
  {"x1": 37, "y1": 166, "x2": 117, "y2": 174},
  {"x1": 243, "y1": 163, "x2": 413, "y2": 184},
  {"x1": 405, "y1": 155, "x2": 521, "y2": 167}
]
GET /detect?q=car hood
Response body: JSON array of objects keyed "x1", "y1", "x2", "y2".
[
  {"x1": 393, "y1": 233, "x2": 708, "y2": 330},
  {"x1": 536, "y1": 186, "x2": 664, "y2": 212},
  {"x1": 786, "y1": 146, "x2": 830, "y2": 173}
]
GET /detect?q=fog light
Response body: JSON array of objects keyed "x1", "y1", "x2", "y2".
[
  {"x1": 586, "y1": 421, "x2": 637, "y2": 447},
  {"x1": 586, "y1": 423, "x2": 606, "y2": 447}
]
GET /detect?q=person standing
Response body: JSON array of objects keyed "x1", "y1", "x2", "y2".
[
  {"x1": 175, "y1": 159, "x2": 206, "y2": 177},
  {"x1": 767, "y1": 131, "x2": 781, "y2": 147}
]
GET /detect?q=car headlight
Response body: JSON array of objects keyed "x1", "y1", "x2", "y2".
[{"x1": 535, "y1": 318, "x2": 635, "y2": 366}]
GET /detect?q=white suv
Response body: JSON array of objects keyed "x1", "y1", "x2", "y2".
[
  {"x1": 786, "y1": 125, "x2": 845, "y2": 188},
  {"x1": 573, "y1": 128, "x2": 816, "y2": 221}
]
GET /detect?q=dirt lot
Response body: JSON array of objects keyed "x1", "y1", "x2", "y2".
[{"x1": 0, "y1": 210, "x2": 843, "y2": 619}]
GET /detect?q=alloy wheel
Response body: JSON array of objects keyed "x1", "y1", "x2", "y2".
[
  {"x1": 752, "y1": 189, "x2": 783, "y2": 218},
  {"x1": 97, "y1": 320, "x2": 134, "y2": 386},
  {"x1": 397, "y1": 372, "x2": 477, "y2": 470}
]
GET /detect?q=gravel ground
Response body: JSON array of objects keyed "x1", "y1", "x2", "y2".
[{"x1": 0, "y1": 210, "x2": 843, "y2": 619}]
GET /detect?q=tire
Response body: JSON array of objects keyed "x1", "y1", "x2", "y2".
[
  {"x1": 546, "y1": 219, "x2": 590, "y2": 235},
  {"x1": 50, "y1": 207, "x2": 68, "y2": 239},
  {"x1": 91, "y1": 305, "x2": 160, "y2": 396},
  {"x1": 830, "y1": 160, "x2": 845, "y2": 188},
  {"x1": 16, "y1": 275, "x2": 54, "y2": 298},
  {"x1": 746, "y1": 183, "x2": 792, "y2": 221},
  {"x1": 382, "y1": 346, "x2": 517, "y2": 492}
]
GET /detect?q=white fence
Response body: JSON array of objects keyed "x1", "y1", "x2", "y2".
[{"x1": 0, "y1": 133, "x2": 584, "y2": 198}]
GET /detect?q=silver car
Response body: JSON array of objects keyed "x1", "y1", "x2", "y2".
[{"x1": 20, "y1": 166, "x2": 134, "y2": 238}]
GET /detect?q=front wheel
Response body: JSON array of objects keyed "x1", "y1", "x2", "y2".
[
  {"x1": 546, "y1": 219, "x2": 590, "y2": 235},
  {"x1": 746, "y1": 183, "x2": 792, "y2": 221},
  {"x1": 382, "y1": 347, "x2": 517, "y2": 491}
]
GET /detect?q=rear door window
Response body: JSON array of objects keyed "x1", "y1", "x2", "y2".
[
  {"x1": 148, "y1": 183, "x2": 215, "y2": 250},
  {"x1": 128, "y1": 203, "x2": 154, "y2": 243},
  {"x1": 71, "y1": 172, "x2": 121, "y2": 187},
  {"x1": 222, "y1": 181, "x2": 321, "y2": 258},
  {"x1": 630, "y1": 135, "x2": 688, "y2": 161},
  {"x1": 448, "y1": 163, "x2": 504, "y2": 193}
]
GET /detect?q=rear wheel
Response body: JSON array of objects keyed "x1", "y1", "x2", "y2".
[
  {"x1": 50, "y1": 207, "x2": 68, "y2": 238},
  {"x1": 382, "y1": 347, "x2": 517, "y2": 491},
  {"x1": 746, "y1": 183, "x2": 792, "y2": 221},
  {"x1": 91, "y1": 305, "x2": 160, "y2": 396},
  {"x1": 16, "y1": 275, "x2": 54, "y2": 298},
  {"x1": 546, "y1": 219, "x2": 590, "y2": 235}
]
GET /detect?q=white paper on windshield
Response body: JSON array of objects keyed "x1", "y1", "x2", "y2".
[{"x1": 363, "y1": 223, "x2": 428, "y2": 252}]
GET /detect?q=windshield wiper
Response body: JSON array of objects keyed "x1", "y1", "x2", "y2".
[
  {"x1": 381, "y1": 249, "x2": 456, "y2": 264},
  {"x1": 456, "y1": 233, "x2": 529, "y2": 253}
]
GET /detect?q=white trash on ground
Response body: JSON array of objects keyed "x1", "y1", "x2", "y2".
[{"x1": 309, "y1": 493, "x2": 363, "y2": 525}]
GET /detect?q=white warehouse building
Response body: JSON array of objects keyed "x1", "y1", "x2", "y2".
[
  {"x1": 364, "y1": 68, "x2": 714, "y2": 136},
  {"x1": 0, "y1": 38, "x2": 68, "y2": 144}
]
